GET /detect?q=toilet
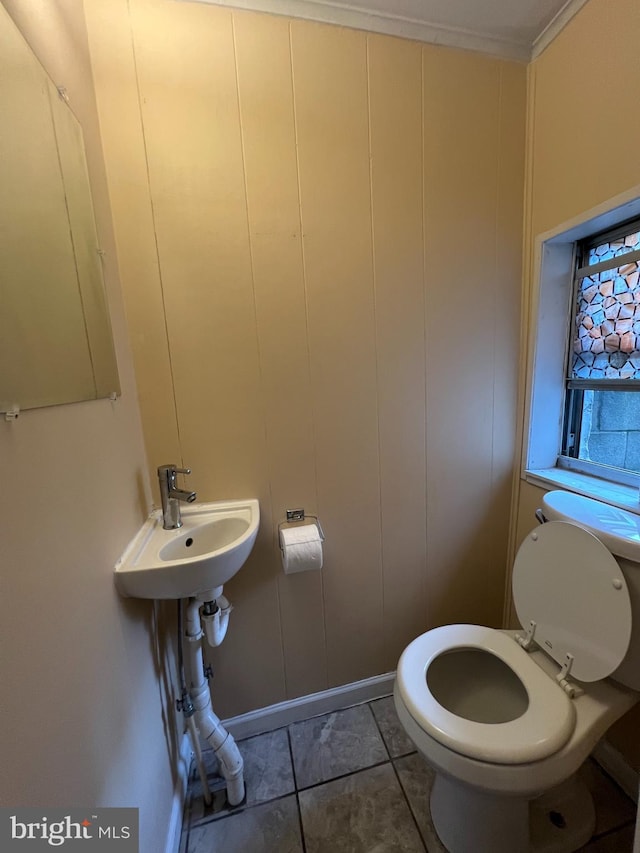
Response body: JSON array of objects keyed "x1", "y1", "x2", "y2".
[{"x1": 394, "y1": 490, "x2": 640, "y2": 853}]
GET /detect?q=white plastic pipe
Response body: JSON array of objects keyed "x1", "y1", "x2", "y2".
[
  {"x1": 202, "y1": 595, "x2": 233, "y2": 647},
  {"x1": 186, "y1": 714, "x2": 212, "y2": 807},
  {"x1": 184, "y1": 598, "x2": 245, "y2": 806}
]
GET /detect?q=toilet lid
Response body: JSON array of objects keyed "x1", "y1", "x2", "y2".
[{"x1": 512, "y1": 521, "x2": 631, "y2": 682}]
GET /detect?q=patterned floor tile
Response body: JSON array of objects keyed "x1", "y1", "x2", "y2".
[
  {"x1": 394, "y1": 752, "x2": 446, "y2": 852},
  {"x1": 289, "y1": 704, "x2": 388, "y2": 789},
  {"x1": 370, "y1": 695, "x2": 417, "y2": 758},
  {"x1": 187, "y1": 795, "x2": 303, "y2": 853},
  {"x1": 181, "y1": 700, "x2": 639, "y2": 853},
  {"x1": 299, "y1": 762, "x2": 425, "y2": 853}
]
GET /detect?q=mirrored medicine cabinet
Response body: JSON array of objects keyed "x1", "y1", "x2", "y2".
[{"x1": 0, "y1": 5, "x2": 120, "y2": 416}]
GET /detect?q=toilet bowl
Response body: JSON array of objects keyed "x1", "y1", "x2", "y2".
[{"x1": 395, "y1": 491, "x2": 640, "y2": 853}]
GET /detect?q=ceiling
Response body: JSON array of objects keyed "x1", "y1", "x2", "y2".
[{"x1": 189, "y1": 0, "x2": 589, "y2": 60}]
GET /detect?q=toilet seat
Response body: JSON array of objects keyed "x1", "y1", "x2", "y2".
[{"x1": 396, "y1": 624, "x2": 576, "y2": 764}]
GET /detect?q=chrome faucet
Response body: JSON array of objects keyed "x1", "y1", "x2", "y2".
[{"x1": 158, "y1": 464, "x2": 197, "y2": 529}]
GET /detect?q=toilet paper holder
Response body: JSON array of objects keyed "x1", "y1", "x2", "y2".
[{"x1": 277, "y1": 508, "x2": 325, "y2": 552}]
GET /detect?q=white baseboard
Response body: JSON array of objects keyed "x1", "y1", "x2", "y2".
[
  {"x1": 222, "y1": 672, "x2": 396, "y2": 741},
  {"x1": 165, "y1": 730, "x2": 193, "y2": 853},
  {"x1": 593, "y1": 738, "x2": 639, "y2": 803}
]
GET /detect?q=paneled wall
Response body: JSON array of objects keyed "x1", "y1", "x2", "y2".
[
  {"x1": 1, "y1": 2, "x2": 177, "y2": 849},
  {"x1": 85, "y1": 0, "x2": 525, "y2": 718},
  {"x1": 510, "y1": 0, "x2": 640, "y2": 767}
]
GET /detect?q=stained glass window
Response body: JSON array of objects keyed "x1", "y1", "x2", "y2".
[
  {"x1": 587, "y1": 231, "x2": 640, "y2": 266},
  {"x1": 571, "y1": 231, "x2": 640, "y2": 380}
]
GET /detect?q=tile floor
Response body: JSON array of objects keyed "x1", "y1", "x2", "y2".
[{"x1": 179, "y1": 697, "x2": 637, "y2": 852}]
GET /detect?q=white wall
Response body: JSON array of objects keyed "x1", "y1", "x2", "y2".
[{"x1": 0, "y1": 2, "x2": 180, "y2": 850}]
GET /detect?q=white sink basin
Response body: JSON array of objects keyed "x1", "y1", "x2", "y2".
[{"x1": 115, "y1": 499, "x2": 259, "y2": 599}]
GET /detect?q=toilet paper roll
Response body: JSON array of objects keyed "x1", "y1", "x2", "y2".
[{"x1": 280, "y1": 523, "x2": 323, "y2": 574}]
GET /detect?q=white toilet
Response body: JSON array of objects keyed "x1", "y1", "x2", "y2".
[{"x1": 394, "y1": 490, "x2": 640, "y2": 853}]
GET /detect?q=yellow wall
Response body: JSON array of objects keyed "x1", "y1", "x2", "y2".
[
  {"x1": 85, "y1": 0, "x2": 525, "y2": 717},
  {"x1": 6, "y1": 0, "x2": 637, "y2": 837},
  {"x1": 1, "y1": 1, "x2": 178, "y2": 847},
  {"x1": 511, "y1": 0, "x2": 640, "y2": 766}
]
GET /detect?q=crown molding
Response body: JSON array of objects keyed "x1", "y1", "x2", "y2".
[
  {"x1": 179, "y1": 0, "x2": 531, "y2": 62},
  {"x1": 178, "y1": 0, "x2": 593, "y2": 64},
  {"x1": 531, "y1": 0, "x2": 590, "y2": 59}
]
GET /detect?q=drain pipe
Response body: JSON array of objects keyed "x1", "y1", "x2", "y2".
[
  {"x1": 186, "y1": 713, "x2": 212, "y2": 806},
  {"x1": 177, "y1": 601, "x2": 212, "y2": 807},
  {"x1": 201, "y1": 595, "x2": 233, "y2": 647},
  {"x1": 184, "y1": 597, "x2": 245, "y2": 806}
]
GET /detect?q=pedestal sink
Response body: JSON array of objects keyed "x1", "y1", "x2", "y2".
[{"x1": 115, "y1": 499, "x2": 259, "y2": 599}]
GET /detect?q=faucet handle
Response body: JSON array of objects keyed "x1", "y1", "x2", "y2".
[{"x1": 157, "y1": 464, "x2": 191, "y2": 475}]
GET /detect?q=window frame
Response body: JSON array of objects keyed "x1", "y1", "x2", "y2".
[
  {"x1": 523, "y1": 185, "x2": 640, "y2": 514},
  {"x1": 557, "y1": 219, "x2": 640, "y2": 486}
]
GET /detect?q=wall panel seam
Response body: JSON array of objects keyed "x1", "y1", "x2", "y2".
[
  {"x1": 421, "y1": 45, "x2": 430, "y2": 627},
  {"x1": 230, "y1": 11, "x2": 287, "y2": 694},
  {"x1": 365, "y1": 34, "x2": 386, "y2": 625},
  {"x1": 504, "y1": 61, "x2": 538, "y2": 626},
  {"x1": 491, "y1": 63, "x2": 503, "y2": 496},
  {"x1": 287, "y1": 20, "x2": 329, "y2": 688},
  {"x1": 127, "y1": 0, "x2": 183, "y2": 465}
]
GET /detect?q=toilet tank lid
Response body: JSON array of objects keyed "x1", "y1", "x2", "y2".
[{"x1": 542, "y1": 491, "x2": 640, "y2": 563}]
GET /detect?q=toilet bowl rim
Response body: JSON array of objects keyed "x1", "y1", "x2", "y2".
[
  {"x1": 393, "y1": 681, "x2": 593, "y2": 799},
  {"x1": 396, "y1": 624, "x2": 576, "y2": 765}
]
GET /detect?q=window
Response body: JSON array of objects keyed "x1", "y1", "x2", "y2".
[
  {"x1": 523, "y1": 189, "x2": 640, "y2": 510},
  {"x1": 560, "y1": 221, "x2": 640, "y2": 484}
]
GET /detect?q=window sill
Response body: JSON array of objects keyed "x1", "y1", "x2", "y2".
[{"x1": 525, "y1": 467, "x2": 640, "y2": 516}]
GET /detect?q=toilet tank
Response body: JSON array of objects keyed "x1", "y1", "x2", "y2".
[{"x1": 541, "y1": 491, "x2": 640, "y2": 691}]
